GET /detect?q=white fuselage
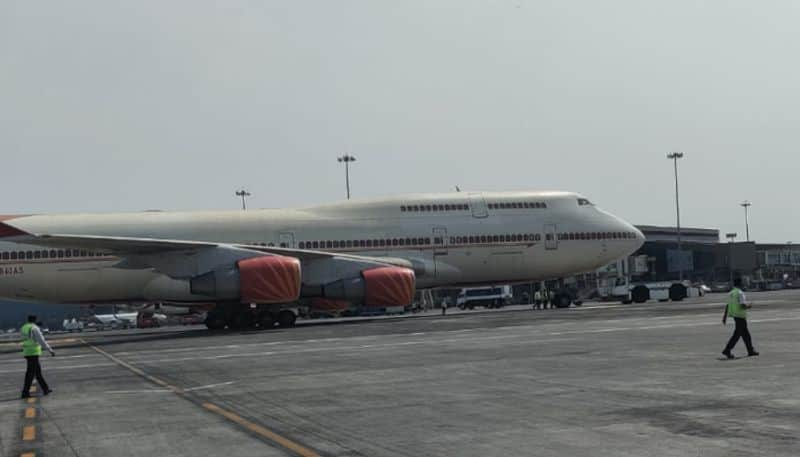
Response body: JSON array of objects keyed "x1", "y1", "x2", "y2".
[{"x1": 0, "y1": 191, "x2": 644, "y2": 305}]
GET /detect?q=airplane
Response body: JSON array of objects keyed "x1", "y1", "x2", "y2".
[{"x1": 0, "y1": 191, "x2": 645, "y2": 330}]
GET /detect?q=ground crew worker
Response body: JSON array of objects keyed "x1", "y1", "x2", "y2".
[
  {"x1": 534, "y1": 290, "x2": 542, "y2": 310},
  {"x1": 21, "y1": 315, "x2": 54, "y2": 399},
  {"x1": 543, "y1": 289, "x2": 550, "y2": 309},
  {"x1": 441, "y1": 297, "x2": 448, "y2": 316},
  {"x1": 722, "y1": 278, "x2": 759, "y2": 359}
]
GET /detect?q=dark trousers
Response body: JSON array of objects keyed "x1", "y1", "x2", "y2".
[
  {"x1": 22, "y1": 356, "x2": 49, "y2": 395},
  {"x1": 724, "y1": 317, "x2": 755, "y2": 354}
]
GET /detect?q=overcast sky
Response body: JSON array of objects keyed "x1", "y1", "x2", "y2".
[{"x1": 1, "y1": 1, "x2": 798, "y2": 242}]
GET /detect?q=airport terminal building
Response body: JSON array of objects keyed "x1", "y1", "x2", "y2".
[{"x1": 625, "y1": 225, "x2": 797, "y2": 289}]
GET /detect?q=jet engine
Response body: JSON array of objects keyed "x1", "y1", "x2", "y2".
[
  {"x1": 190, "y1": 255, "x2": 301, "y2": 304},
  {"x1": 303, "y1": 266, "x2": 416, "y2": 307}
]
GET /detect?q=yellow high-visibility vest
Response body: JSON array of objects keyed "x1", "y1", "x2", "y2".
[
  {"x1": 727, "y1": 288, "x2": 747, "y2": 319},
  {"x1": 20, "y1": 323, "x2": 42, "y2": 357}
]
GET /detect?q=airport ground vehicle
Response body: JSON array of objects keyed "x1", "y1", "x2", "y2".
[
  {"x1": 63, "y1": 319, "x2": 84, "y2": 332},
  {"x1": 180, "y1": 314, "x2": 206, "y2": 326},
  {"x1": 456, "y1": 286, "x2": 513, "y2": 309},
  {"x1": 136, "y1": 312, "x2": 162, "y2": 328},
  {"x1": 603, "y1": 281, "x2": 701, "y2": 304},
  {"x1": 0, "y1": 191, "x2": 644, "y2": 330}
]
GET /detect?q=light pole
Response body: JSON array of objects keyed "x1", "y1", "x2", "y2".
[
  {"x1": 726, "y1": 232, "x2": 737, "y2": 287},
  {"x1": 235, "y1": 188, "x2": 251, "y2": 210},
  {"x1": 337, "y1": 154, "x2": 356, "y2": 200},
  {"x1": 667, "y1": 152, "x2": 685, "y2": 281},
  {"x1": 740, "y1": 201, "x2": 752, "y2": 242}
]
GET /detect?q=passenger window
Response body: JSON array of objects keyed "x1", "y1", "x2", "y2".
[
  {"x1": 332, "y1": 241, "x2": 339, "y2": 248},
  {"x1": 298, "y1": 242, "x2": 305, "y2": 249},
  {"x1": 523, "y1": 234, "x2": 530, "y2": 241},
  {"x1": 545, "y1": 234, "x2": 553, "y2": 241},
  {"x1": 34, "y1": 251, "x2": 41, "y2": 259},
  {"x1": 401, "y1": 206, "x2": 406, "y2": 212},
  {"x1": 444, "y1": 204, "x2": 452, "y2": 211},
  {"x1": 65, "y1": 250, "x2": 72, "y2": 258},
  {"x1": 399, "y1": 238, "x2": 406, "y2": 246},
  {"x1": 26, "y1": 251, "x2": 32, "y2": 259}
]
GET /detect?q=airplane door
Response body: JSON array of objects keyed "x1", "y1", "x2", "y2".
[
  {"x1": 278, "y1": 232, "x2": 295, "y2": 248},
  {"x1": 544, "y1": 224, "x2": 558, "y2": 250},
  {"x1": 432, "y1": 227, "x2": 448, "y2": 275},
  {"x1": 468, "y1": 193, "x2": 488, "y2": 218}
]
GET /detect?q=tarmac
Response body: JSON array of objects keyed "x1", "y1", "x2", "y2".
[{"x1": 1, "y1": 290, "x2": 799, "y2": 457}]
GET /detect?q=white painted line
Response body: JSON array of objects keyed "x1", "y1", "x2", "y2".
[{"x1": 185, "y1": 381, "x2": 235, "y2": 392}]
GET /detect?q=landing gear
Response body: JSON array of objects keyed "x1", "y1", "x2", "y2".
[
  {"x1": 229, "y1": 309, "x2": 256, "y2": 330},
  {"x1": 205, "y1": 311, "x2": 227, "y2": 330},
  {"x1": 277, "y1": 309, "x2": 297, "y2": 328},
  {"x1": 204, "y1": 304, "x2": 298, "y2": 330},
  {"x1": 258, "y1": 312, "x2": 275, "y2": 329}
]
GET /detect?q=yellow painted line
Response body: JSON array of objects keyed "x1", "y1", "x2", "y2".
[
  {"x1": 203, "y1": 403, "x2": 321, "y2": 457},
  {"x1": 26, "y1": 397, "x2": 36, "y2": 405},
  {"x1": 22, "y1": 425, "x2": 35, "y2": 441},
  {"x1": 25, "y1": 408, "x2": 36, "y2": 419},
  {"x1": 21, "y1": 452, "x2": 35, "y2": 457},
  {"x1": 83, "y1": 339, "x2": 320, "y2": 457},
  {"x1": 82, "y1": 340, "x2": 184, "y2": 394}
]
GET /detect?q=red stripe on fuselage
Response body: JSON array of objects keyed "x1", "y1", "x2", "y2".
[{"x1": 0, "y1": 215, "x2": 30, "y2": 238}]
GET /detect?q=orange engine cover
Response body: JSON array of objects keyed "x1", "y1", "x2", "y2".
[
  {"x1": 362, "y1": 267, "x2": 416, "y2": 307},
  {"x1": 237, "y1": 256, "x2": 301, "y2": 304}
]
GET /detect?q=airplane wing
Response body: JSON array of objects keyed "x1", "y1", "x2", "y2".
[
  {"x1": 5, "y1": 233, "x2": 418, "y2": 306},
  {"x1": 27, "y1": 233, "x2": 413, "y2": 268}
]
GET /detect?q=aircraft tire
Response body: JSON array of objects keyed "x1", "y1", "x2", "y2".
[
  {"x1": 554, "y1": 294, "x2": 571, "y2": 308},
  {"x1": 258, "y1": 312, "x2": 275, "y2": 330},
  {"x1": 205, "y1": 312, "x2": 227, "y2": 330},
  {"x1": 230, "y1": 310, "x2": 256, "y2": 330},
  {"x1": 277, "y1": 310, "x2": 297, "y2": 328}
]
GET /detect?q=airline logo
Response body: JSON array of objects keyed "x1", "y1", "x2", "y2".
[
  {"x1": 0, "y1": 216, "x2": 29, "y2": 238},
  {"x1": 0, "y1": 266, "x2": 24, "y2": 276}
]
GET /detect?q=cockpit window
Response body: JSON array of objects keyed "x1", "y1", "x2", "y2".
[{"x1": 577, "y1": 198, "x2": 593, "y2": 206}]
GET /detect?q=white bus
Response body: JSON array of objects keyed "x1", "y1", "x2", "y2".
[{"x1": 456, "y1": 286, "x2": 513, "y2": 309}]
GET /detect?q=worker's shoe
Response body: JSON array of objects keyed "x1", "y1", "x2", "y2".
[
  {"x1": 42, "y1": 388, "x2": 52, "y2": 396},
  {"x1": 722, "y1": 351, "x2": 735, "y2": 360},
  {"x1": 747, "y1": 351, "x2": 759, "y2": 357}
]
